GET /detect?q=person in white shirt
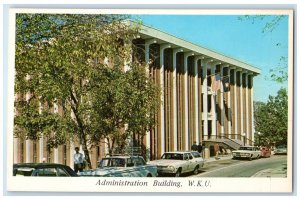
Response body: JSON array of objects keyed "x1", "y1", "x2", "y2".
[{"x1": 73, "y1": 147, "x2": 84, "y2": 173}]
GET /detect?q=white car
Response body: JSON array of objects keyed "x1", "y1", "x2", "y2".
[
  {"x1": 149, "y1": 151, "x2": 204, "y2": 177},
  {"x1": 274, "y1": 145, "x2": 287, "y2": 155},
  {"x1": 80, "y1": 155, "x2": 157, "y2": 177},
  {"x1": 232, "y1": 146, "x2": 261, "y2": 161}
]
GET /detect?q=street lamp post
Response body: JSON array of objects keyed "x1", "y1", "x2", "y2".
[{"x1": 241, "y1": 133, "x2": 246, "y2": 146}]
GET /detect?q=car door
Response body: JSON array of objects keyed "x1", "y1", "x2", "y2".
[
  {"x1": 187, "y1": 153, "x2": 196, "y2": 172},
  {"x1": 33, "y1": 167, "x2": 58, "y2": 176},
  {"x1": 182, "y1": 153, "x2": 193, "y2": 173},
  {"x1": 182, "y1": 153, "x2": 191, "y2": 173},
  {"x1": 133, "y1": 157, "x2": 146, "y2": 177},
  {"x1": 191, "y1": 152, "x2": 203, "y2": 167}
]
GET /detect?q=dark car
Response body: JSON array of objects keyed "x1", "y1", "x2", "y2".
[
  {"x1": 13, "y1": 163, "x2": 79, "y2": 177},
  {"x1": 260, "y1": 147, "x2": 271, "y2": 158}
]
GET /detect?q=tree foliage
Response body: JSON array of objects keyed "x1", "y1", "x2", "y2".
[
  {"x1": 254, "y1": 88, "x2": 288, "y2": 146},
  {"x1": 14, "y1": 14, "x2": 160, "y2": 161}
]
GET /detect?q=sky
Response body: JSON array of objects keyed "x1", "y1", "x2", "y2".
[{"x1": 131, "y1": 15, "x2": 289, "y2": 102}]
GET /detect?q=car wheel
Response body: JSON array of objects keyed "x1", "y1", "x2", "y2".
[
  {"x1": 249, "y1": 157, "x2": 252, "y2": 161},
  {"x1": 193, "y1": 166, "x2": 199, "y2": 175},
  {"x1": 175, "y1": 168, "x2": 182, "y2": 177},
  {"x1": 147, "y1": 173, "x2": 152, "y2": 177}
]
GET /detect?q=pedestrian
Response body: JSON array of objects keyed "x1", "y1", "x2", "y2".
[
  {"x1": 191, "y1": 141, "x2": 198, "y2": 151},
  {"x1": 73, "y1": 147, "x2": 84, "y2": 173},
  {"x1": 214, "y1": 143, "x2": 220, "y2": 160},
  {"x1": 197, "y1": 143, "x2": 203, "y2": 154}
]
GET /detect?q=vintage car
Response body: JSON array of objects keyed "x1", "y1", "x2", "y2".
[
  {"x1": 149, "y1": 151, "x2": 204, "y2": 177},
  {"x1": 260, "y1": 147, "x2": 271, "y2": 158},
  {"x1": 13, "y1": 163, "x2": 79, "y2": 177},
  {"x1": 274, "y1": 144, "x2": 287, "y2": 155},
  {"x1": 79, "y1": 155, "x2": 157, "y2": 177},
  {"x1": 232, "y1": 146, "x2": 261, "y2": 160}
]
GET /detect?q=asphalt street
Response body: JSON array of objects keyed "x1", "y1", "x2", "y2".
[{"x1": 191, "y1": 155, "x2": 287, "y2": 177}]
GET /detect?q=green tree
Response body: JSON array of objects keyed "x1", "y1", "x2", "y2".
[
  {"x1": 254, "y1": 88, "x2": 288, "y2": 146},
  {"x1": 14, "y1": 14, "x2": 160, "y2": 164}
]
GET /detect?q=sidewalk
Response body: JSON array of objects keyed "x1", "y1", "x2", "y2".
[
  {"x1": 251, "y1": 168, "x2": 287, "y2": 178},
  {"x1": 203, "y1": 155, "x2": 233, "y2": 163}
]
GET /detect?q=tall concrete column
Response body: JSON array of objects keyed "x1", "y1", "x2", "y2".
[
  {"x1": 145, "y1": 39, "x2": 157, "y2": 160},
  {"x1": 194, "y1": 56, "x2": 202, "y2": 144},
  {"x1": 245, "y1": 73, "x2": 249, "y2": 142},
  {"x1": 14, "y1": 94, "x2": 19, "y2": 163},
  {"x1": 39, "y1": 101, "x2": 44, "y2": 162},
  {"x1": 172, "y1": 48, "x2": 183, "y2": 150},
  {"x1": 13, "y1": 138, "x2": 18, "y2": 163},
  {"x1": 25, "y1": 91, "x2": 31, "y2": 163},
  {"x1": 201, "y1": 59, "x2": 213, "y2": 140},
  {"x1": 234, "y1": 69, "x2": 238, "y2": 139},
  {"x1": 240, "y1": 71, "x2": 245, "y2": 142},
  {"x1": 202, "y1": 62, "x2": 208, "y2": 140},
  {"x1": 25, "y1": 140, "x2": 31, "y2": 163},
  {"x1": 184, "y1": 52, "x2": 194, "y2": 150},
  {"x1": 220, "y1": 64, "x2": 227, "y2": 136},
  {"x1": 70, "y1": 142, "x2": 74, "y2": 169},
  {"x1": 250, "y1": 75, "x2": 255, "y2": 142},
  {"x1": 53, "y1": 101, "x2": 59, "y2": 163},
  {"x1": 227, "y1": 66, "x2": 234, "y2": 138},
  {"x1": 210, "y1": 63, "x2": 219, "y2": 138},
  {"x1": 160, "y1": 44, "x2": 171, "y2": 154}
]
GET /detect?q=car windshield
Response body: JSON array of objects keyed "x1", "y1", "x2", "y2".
[
  {"x1": 99, "y1": 158, "x2": 126, "y2": 167},
  {"x1": 191, "y1": 152, "x2": 201, "y2": 158},
  {"x1": 161, "y1": 153, "x2": 183, "y2": 160},
  {"x1": 239, "y1": 147, "x2": 254, "y2": 151}
]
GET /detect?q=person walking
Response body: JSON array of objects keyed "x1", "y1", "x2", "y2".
[
  {"x1": 73, "y1": 147, "x2": 84, "y2": 173},
  {"x1": 197, "y1": 143, "x2": 203, "y2": 154},
  {"x1": 191, "y1": 141, "x2": 198, "y2": 151}
]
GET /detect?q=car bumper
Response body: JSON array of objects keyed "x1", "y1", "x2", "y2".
[
  {"x1": 157, "y1": 168, "x2": 176, "y2": 174},
  {"x1": 233, "y1": 155, "x2": 251, "y2": 158}
]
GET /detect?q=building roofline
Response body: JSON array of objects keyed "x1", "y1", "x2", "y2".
[{"x1": 134, "y1": 22, "x2": 261, "y2": 75}]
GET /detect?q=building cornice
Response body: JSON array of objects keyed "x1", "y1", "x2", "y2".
[{"x1": 138, "y1": 23, "x2": 261, "y2": 75}]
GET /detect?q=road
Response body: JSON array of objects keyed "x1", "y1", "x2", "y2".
[{"x1": 191, "y1": 155, "x2": 287, "y2": 177}]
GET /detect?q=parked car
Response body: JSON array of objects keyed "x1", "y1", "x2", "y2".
[
  {"x1": 274, "y1": 144, "x2": 287, "y2": 155},
  {"x1": 13, "y1": 163, "x2": 78, "y2": 177},
  {"x1": 80, "y1": 155, "x2": 157, "y2": 177},
  {"x1": 232, "y1": 146, "x2": 261, "y2": 161},
  {"x1": 149, "y1": 151, "x2": 204, "y2": 177},
  {"x1": 260, "y1": 147, "x2": 271, "y2": 158}
]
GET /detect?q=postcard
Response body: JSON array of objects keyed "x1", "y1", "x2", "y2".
[{"x1": 5, "y1": 7, "x2": 293, "y2": 193}]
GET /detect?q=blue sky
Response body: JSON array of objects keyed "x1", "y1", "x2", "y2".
[{"x1": 131, "y1": 15, "x2": 289, "y2": 102}]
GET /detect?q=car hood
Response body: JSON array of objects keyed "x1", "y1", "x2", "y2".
[
  {"x1": 232, "y1": 150, "x2": 252, "y2": 153},
  {"x1": 232, "y1": 150, "x2": 260, "y2": 153},
  {"x1": 80, "y1": 167, "x2": 127, "y2": 176},
  {"x1": 149, "y1": 159, "x2": 185, "y2": 166}
]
